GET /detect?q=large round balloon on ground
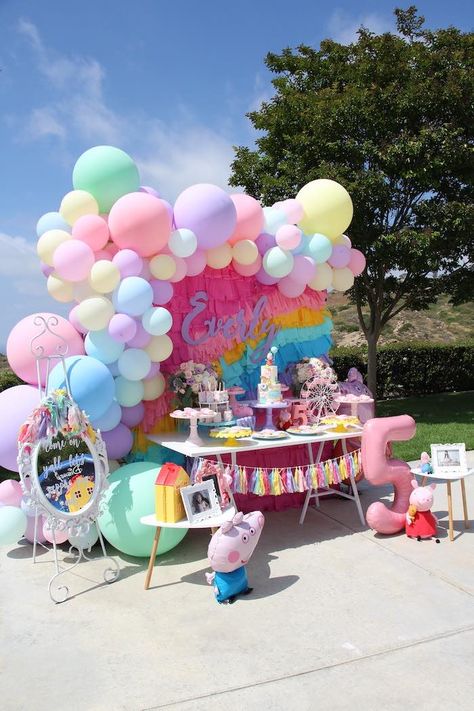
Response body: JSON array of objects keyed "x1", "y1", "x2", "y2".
[
  {"x1": 0, "y1": 506, "x2": 27, "y2": 546},
  {"x1": 0, "y1": 480, "x2": 23, "y2": 507},
  {"x1": 108, "y1": 192, "x2": 171, "y2": 257},
  {"x1": 98, "y1": 462, "x2": 187, "y2": 557},
  {"x1": 174, "y1": 184, "x2": 237, "y2": 250},
  {"x1": 7, "y1": 313, "x2": 84, "y2": 385},
  {"x1": 48, "y1": 356, "x2": 115, "y2": 420},
  {"x1": 72, "y1": 146, "x2": 140, "y2": 213},
  {"x1": 296, "y1": 179, "x2": 353, "y2": 239}
]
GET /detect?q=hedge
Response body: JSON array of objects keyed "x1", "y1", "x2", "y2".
[
  {"x1": 331, "y1": 341, "x2": 474, "y2": 399},
  {"x1": 0, "y1": 369, "x2": 23, "y2": 392}
]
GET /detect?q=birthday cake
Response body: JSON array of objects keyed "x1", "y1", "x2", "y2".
[{"x1": 257, "y1": 347, "x2": 283, "y2": 405}]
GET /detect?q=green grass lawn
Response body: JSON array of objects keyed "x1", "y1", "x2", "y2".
[{"x1": 378, "y1": 391, "x2": 474, "y2": 462}]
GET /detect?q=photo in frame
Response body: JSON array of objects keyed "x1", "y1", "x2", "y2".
[
  {"x1": 431, "y1": 443, "x2": 467, "y2": 477},
  {"x1": 180, "y1": 480, "x2": 221, "y2": 524}
]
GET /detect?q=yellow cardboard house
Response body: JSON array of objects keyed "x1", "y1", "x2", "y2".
[
  {"x1": 65, "y1": 475, "x2": 94, "y2": 513},
  {"x1": 155, "y1": 463, "x2": 190, "y2": 523}
]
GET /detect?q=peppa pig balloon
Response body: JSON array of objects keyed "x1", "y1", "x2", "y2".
[
  {"x1": 206, "y1": 510, "x2": 264, "y2": 604},
  {"x1": 405, "y1": 479, "x2": 439, "y2": 541}
]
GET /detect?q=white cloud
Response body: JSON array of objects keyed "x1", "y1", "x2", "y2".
[
  {"x1": 327, "y1": 9, "x2": 392, "y2": 45},
  {"x1": 26, "y1": 107, "x2": 66, "y2": 140}
]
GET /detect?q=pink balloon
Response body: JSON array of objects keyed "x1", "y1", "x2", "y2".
[
  {"x1": 349, "y1": 248, "x2": 366, "y2": 276},
  {"x1": 126, "y1": 321, "x2": 151, "y2": 348},
  {"x1": 232, "y1": 255, "x2": 262, "y2": 276},
  {"x1": 43, "y1": 520, "x2": 69, "y2": 545},
  {"x1": 280, "y1": 199, "x2": 304, "y2": 224},
  {"x1": 0, "y1": 480, "x2": 23, "y2": 507},
  {"x1": 120, "y1": 402, "x2": 145, "y2": 428},
  {"x1": 69, "y1": 305, "x2": 88, "y2": 334},
  {"x1": 24, "y1": 513, "x2": 47, "y2": 544},
  {"x1": 255, "y1": 266, "x2": 279, "y2": 285},
  {"x1": 108, "y1": 313, "x2": 137, "y2": 343},
  {"x1": 144, "y1": 362, "x2": 161, "y2": 380},
  {"x1": 150, "y1": 279, "x2": 174, "y2": 305},
  {"x1": 173, "y1": 184, "x2": 237, "y2": 250},
  {"x1": 255, "y1": 232, "x2": 276, "y2": 255},
  {"x1": 72, "y1": 214, "x2": 109, "y2": 251},
  {"x1": 277, "y1": 276, "x2": 306, "y2": 298},
  {"x1": 102, "y1": 423, "x2": 133, "y2": 459},
  {"x1": 94, "y1": 249, "x2": 112, "y2": 261},
  {"x1": 169, "y1": 256, "x2": 187, "y2": 283},
  {"x1": 108, "y1": 192, "x2": 172, "y2": 257},
  {"x1": 184, "y1": 249, "x2": 207, "y2": 276},
  {"x1": 7, "y1": 313, "x2": 84, "y2": 385},
  {"x1": 40, "y1": 262, "x2": 54, "y2": 277},
  {"x1": 275, "y1": 224, "x2": 302, "y2": 250},
  {"x1": 53, "y1": 240, "x2": 95, "y2": 282},
  {"x1": 104, "y1": 241, "x2": 119, "y2": 257},
  {"x1": 228, "y1": 194, "x2": 264, "y2": 245},
  {"x1": 291, "y1": 255, "x2": 316, "y2": 283},
  {"x1": 328, "y1": 245, "x2": 351, "y2": 269},
  {"x1": 112, "y1": 249, "x2": 143, "y2": 278}
]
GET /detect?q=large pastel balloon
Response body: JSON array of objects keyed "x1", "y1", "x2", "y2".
[
  {"x1": 126, "y1": 321, "x2": 151, "y2": 348},
  {"x1": 85, "y1": 328, "x2": 124, "y2": 364},
  {"x1": 306, "y1": 233, "x2": 333, "y2": 263},
  {"x1": 150, "y1": 279, "x2": 174, "y2": 305},
  {"x1": 168, "y1": 256, "x2": 187, "y2": 283},
  {"x1": 108, "y1": 313, "x2": 137, "y2": 343},
  {"x1": 308, "y1": 262, "x2": 333, "y2": 291},
  {"x1": 53, "y1": 240, "x2": 95, "y2": 282},
  {"x1": 76, "y1": 296, "x2": 114, "y2": 331},
  {"x1": 277, "y1": 276, "x2": 306, "y2": 298},
  {"x1": 232, "y1": 239, "x2": 259, "y2": 265},
  {"x1": 232, "y1": 254, "x2": 262, "y2": 276},
  {"x1": 145, "y1": 334, "x2": 173, "y2": 362},
  {"x1": 0, "y1": 385, "x2": 39, "y2": 470},
  {"x1": 328, "y1": 244, "x2": 351, "y2": 269},
  {"x1": 91, "y1": 400, "x2": 122, "y2": 432},
  {"x1": 24, "y1": 511, "x2": 47, "y2": 544},
  {"x1": 206, "y1": 244, "x2": 232, "y2": 269},
  {"x1": 37, "y1": 229, "x2": 72, "y2": 266},
  {"x1": 7, "y1": 313, "x2": 84, "y2": 385},
  {"x1": 142, "y1": 373, "x2": 166, "y2": 401},
  {"x1": 89, "y1": 260, "x2": 121, "y2": 293},
  {"x1": 332, "y1": 267, "x2": 355, "y2": 291},
  {"x1": 108, "y1": 192, "x2": 171, "y2": 257},
  {"x1": 149, "y1": 254, "x2": 176, "y2": 280},
  {"x1": 142, "y1": 307, "x2": 173, "y2": 336},
  {"x1": 0, "y1": 480, "x2": 23, "y2": 507},
  {"x1": 60, "y1": 190, "x2": 99, "y2": 226},
  {"x1": 255, "y1": 266, "x2": 278, "y2": 285},
  {"x1": 102, "y1": 422, "x2": 133, "y2": 459},
  {"x1": 36, "y1": 212, "x2": 71, "y2": 237},
  {"x1": 73, "y1": 146, "x2": 140, "y2": 213},
  {"x1": 263, "y1": 246, "x2": 294, "y2": 278},
  {"x1": 0, "y1": 507, "x2": 27, "y2": 546},
  {"x1": 113, "y1": 277, "x2": 153, "y2": 316},
  {"x1": 120, "y1": 402, "x2": 145, "y2": 428},
  {"x1": 112, "y1": 249, "x2": 143, "y2": 278},
  {"x1": 262, "y1": 207, "x2": 287, "y2": 235},
  {"x1": 169, "y1": 228, "x2": 197, "y2": 258},
  {"x1": 47, "y1": 274, "x2": 74, "y2": 303},
  {"x1": 296, "y1": 179, "x2": 353, "y2": 239},
  {"x1": 98, "y1": 462, "x2": 187, "y2": 557},
  {"x1": 276, "y1": 224, "x2": 302, "y2": 250},
  {"x1": 228, "y1": 194, "x2": 264, "y2": 244},
  {"x1": 115, "y1": 376, "x2": 144, "y2": 407},
  {"x1": 43, "y1": 520, "x2": 69, "y2": 545},
  {"x1": 48, "y1": 355, "x2": 115, "y2": 420},
  {"x1": 184, "y1": 249, "x2": 207, "y2": 277},
  {"x1": 72, "y1": 214, "x2": 109, "y2": 251},
  {"x1": 118, "y1": 348, "x2": 151, "y2": 381},
  {"x1": 349, "y1": 248, "x2": 366, "y2": 276},
  {"x1": 174, "y1": 184, "x2": 237, "y2": 249},
  {"x1": 291, "y1": 255, "x2": 316, "y2": 283},
  {"x1": 255, "y1": 232, "x2": 276, "y2": 255}
]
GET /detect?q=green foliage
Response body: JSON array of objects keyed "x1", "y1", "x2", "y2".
[{"x1": 0, "y1": 369, "x2": 23, "y2": 392}]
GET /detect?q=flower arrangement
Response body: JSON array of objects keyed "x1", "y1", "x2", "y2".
[
  {"x1": 290, "y1": 357, "x2": 337, "y2": 396},
  {"x1": 169, "y1": 361, "x2": 219, "y2": 409}
]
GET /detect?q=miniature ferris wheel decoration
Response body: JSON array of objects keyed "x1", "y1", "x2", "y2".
[{"x1": 300, "y1": 373, "x2": 340, "y2": 424}]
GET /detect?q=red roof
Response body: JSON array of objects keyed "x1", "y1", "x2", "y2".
[{"x1": 155, "y1": 463, "x2": 187, "y2": 486}]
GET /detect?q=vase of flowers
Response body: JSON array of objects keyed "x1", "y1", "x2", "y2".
[{"x1": 169, "y1": 361, "x2": 219, "y2": 410}]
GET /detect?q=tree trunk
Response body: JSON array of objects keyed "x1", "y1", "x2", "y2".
[{"x1": 367, "y1": 331, "x2": 378, "y2": 401}]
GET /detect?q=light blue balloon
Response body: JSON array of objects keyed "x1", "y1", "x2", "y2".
[
  {"x1": 142, "y1": 307, "x2": 173, "y2": 336},
  {"x1": 85, "y1": 329, "x2": 124, "y2": 365},
  {"x1": 48, "y1": 355, "x2": 115, "y2": 421},
  {"x1": 263, "y1": 207, "x2": 287, "y2": 235},
  {"x1": 91, "y1": 400, "x2": 122, "y2": 432},
  {"x1": 113, "y1": 277, "x2": 153, "y2": 317},
  {"x1": 0, "y1": 506, "x2": 27, "y2": 546},
  {"x1": 292, "y1": 233, "x2": 310, "y2": 255},
  {"x1": 263, "y1": 246, "x2": 294, "y2": 278},
  {"x1": 36, "y1": 211, "x2": 71, "y2": 237},
  {"x1": 118, "y1": 348, "x2": 151, "y2": 381},
  {"x1": 115, "y1": 376, "x2": 144, "y2": 407},
  {"x1": 306, "y1": 233, "x2": 333, "y2": 263}
]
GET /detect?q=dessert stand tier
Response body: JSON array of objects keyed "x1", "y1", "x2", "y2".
[
  {"x1": 249, "y1": 400, "x2": 289, "y2": 430},
  {"x1": 169, "y1": 409, "x2": 215, "y2": 446},
  {"x1": 209, "y1": 426, "x2": 253, "y2": 448}
]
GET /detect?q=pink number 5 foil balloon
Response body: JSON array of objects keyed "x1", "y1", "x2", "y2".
[{"x1": 362, "y1": 415, "x2": 416, "y2": 534}]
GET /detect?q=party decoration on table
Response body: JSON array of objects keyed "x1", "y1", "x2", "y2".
[
  {"x1": 405, "y1": 480, "x2": 439, "y2": 542},
  {"x1": 155, "y1": 463, "x2": 190, "y2": 523},
  {"x1": 320, "y1": 415, "x2": 362, "y2": 432},
  {"x1": 286, "y1": 424, "x2": 330, "y2": 436},
  {"x1": 299, "y1": 359, "x2": 339, "y2": 424},
  {"x1": 170, "y1": 407, "x2": 215, "y2": 446},
  {"x1": 193, "y1": 458, "x2": 233, "y2": 508},
  {"x1": 420, "y1": 452, "x2": 433, "y2": 476},
  {"x1": 206, "y1": 510, "x2": 265, "y2": 604},
  {"x1": 258, "y1": 347, "x2": 283, "y2": 405},
  {"x1": 209, "y1": 425, "x2": 252, "y2": 446},
  {"x1": 251, "y1": 429, "x2": 289, "y2": 440},
  {"x1": 181, "y1": 480, "x2": 222, "y2": 524},
  {"x1": 198, "y1": 380, "x2": 233, "y2": 423},
  {"x1": 227, "y1": 386, "x2": 253, "y2": 418},
  {"x1": 169, "y1": 361, "x2": 219, "y2": 409}
]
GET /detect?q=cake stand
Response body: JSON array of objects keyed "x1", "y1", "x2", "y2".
[
  {"x1": 249, "y1": 401, "x2": 289, "y2": 431},
  {"x1": 227, "y1": 386, "x2": 253, "y2": 417},
  {"x1": 209, "y1": 426, "x2": 253, "y2": 447},
  {"x1": 170, "y1": 409, "x2": 215, "y2": 446}
]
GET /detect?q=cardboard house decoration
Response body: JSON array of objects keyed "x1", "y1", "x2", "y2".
[{"x1": 155, "y1": 463, "x2": 190, "y2": 523}]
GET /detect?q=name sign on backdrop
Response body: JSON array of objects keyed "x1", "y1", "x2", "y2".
[{"x1": 181, "y1": 291, "x2": 277, "y2": 364}]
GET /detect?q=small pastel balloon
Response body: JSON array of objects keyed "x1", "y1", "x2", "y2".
[
  {"x1": 308, "y1": 262, "x2": 333, "y2": 291},
  {"x1": 263, "y1": 246, "x2": 294, "y2": 278},
  {"x1": 296, "y1": 179, "x2": 353, "y2": 238},
  {"x1": 53, "y1": 240, "x2": 95, "y2": 282},
  {"x1": 277, "y1": 276, "x2": 306, "y2": 298},
  {"x1": 112, "y1": 249, "x2": 143, "y2": 278},
  {"x1": 150, "y1": 279, "x2": 174, "y2": 305},
  {"x1": 149, "y1": 254, "x2": 176, "y2": 280},
  {"x1": 291, "y1": 255, "x2": 316, "y2": 283},
  {"x1": 37, "y1": 229, "x2": 72, "y2": 266},
  {"x1": 173, "y1": 183, "x2": 237, "y2": 250},
  {"x1": 142, "y1": 373, "x2": 166, "y2": 400},
  {"x1": 85, "y1": 328, "x2": 124, "y2": 364},
  {"x1": 255, "y1": 232, "x2": 276, "y2": 255},
  {"x1": 292, "y1": 233, "x2": 310, "y2": 256},
  {"x1": 280, "y1": 199, "x2": 304, "y2": 224},
  {"x1": 144, "y1": 362, "x2": 161, "y2": 380},
  {"x1": 334, "y1": 234, "x2": 352, "y2": 248},
  {"x1": 306, "y1": 233, "x2": 333, "y2": 263},
  {"x1": 118, "y1": 348, "x2": 151, "y2": 381},
  {"x1": 142, "y1": 307, "x2": 173, "y2": 336},
  {"x1": 275, "y1": 224, "x2": 302, "y2": 250},
  {"x1": 228, "y1": 194, "x2": 264, "y2": 245},
  {"x1": 69, "y1": 305, "x2": 88, "y2": 334},
  {"x1": 168, "y1": 256, "x2": 187, "y2": 283},
  {"x1": 76, "y1": 296, "x2": 114, "y2": 331},
  {"x1": 47, "y1": 274, "x2": 74, "y2": 303},
  {"x1": 73, "y1": 279, "x2": 97, "y2": 302},
  {"x1": 0, "y1": 480, "x2": 23, "y2": 507},
  {"x1": 328, "y1": 244, "x2": 351, "y2": 269},
  {"x1": 68, "y1": 526, "x2": 99, "y2": 550},
  {"x1": 120, "y1": 402, "x2": 145, "y2": 428},
  {"x1": 89, "y1": 260, "x2": 121, "y2": 293},
  {"x1": 145, "y1": 334, "x2": 173, "y2": 362},
  {"x1": 169, "y1": 228, "x2": 197, "y2": 258},
  {"x1": 36, "y1": 211, "x2": 71, "y2": 237},
  {"x1": 206, "y1": 244, "x2": 232, "y2": 269},
  {"x1": 0, "y1": 506, "x2": 27, "y2": 546},
  {"x1": 43, "y1": 520, "x2": 69, "y2": 545},
  {"x1": 232, "y1": 239, "x2": 259, "y2": 265},
  {"x1": 102, "y1": 422, "x2": 134, "y2": 460},
  {"x1": 126, "y1": 321, "x2": 151, "y2": 348},
  {"x1": 113, "y1": 277, "x2": 153, "y2": 316},
  {"x1": 184, "y1": 249, "x2": 207, "y2": 276},
  {"x1": 332, "y1": 266, "x2": 355, "y2": 291},
  {"x1": 59, "y1": 190, "x2": 99, "y2": 226},
  {"x1": 348, "y1": 248, "x2": 366, "y2": 276},
  {"x1": 232, "y1": 254, "x2": 262, "y2": 276},
  {"x1": 91, "y1": 400, "x2": 122, "y2": 432},
  {"x1": 72, "y1": 214, "x2": 109, "y2": 251},
  {"x1": 108, "y1": 313, "x2": 137, "y2": 343},
  {"x1": 255, "y1": 266, "x2": 279, "y2": 285},
  {"x1": 262, "y1": 207, "x2": 287, "y2": 235},
  {"x1": 115, "y1": 376, "x2": 145, "y2": 407}
]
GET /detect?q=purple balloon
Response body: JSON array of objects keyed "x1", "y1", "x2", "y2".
[
  {"x1": 255, "y1": 232, "x2": 276, "y2": 256},
  {"x1": 102, "y1": 422, "x2": 134, "y2": 459},
  {"x1": 0, "y1": 385, "x2": 40, "y2": 471},
  {"x1": 150, "y1": 279, "x2": 174, "y2": 305},
  {"x1": 108, "y1": 313, "x2": 137, "y2": 343},
  {"x1": 139, "y1": 185, "x2": 161, "y2": 198},
  {"x1": 173, "y1": 183, "x2": 237, "y2": 250},
  {"x1": 328, "y1": 245, "x2": 351, "y2": 269},
  {"x1": 292, "y1": 255, "x2": 316, "y2": 283},
  {"x1": 126, "y1": 321, "x2": 151, "y2": 348},
  {"x1": 255, "y1": 266, "x2": 279, "y2": 285},
  {"x1": 120, "y1": 402, "x2": 145, "y2": 428},
  {"x1": 112, "y1": 249, "x2": 143, "y2": 278},
  {"x1": 144, "y1": 362, "x2": 161, "y2": 380},
  {"x1": 40, "y1": 262, "x2": 54, "y2": 278}
]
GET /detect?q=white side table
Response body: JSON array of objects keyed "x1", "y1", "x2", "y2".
[
  {"x1": 140, "y1": 506, "x2": 236, "y2": 590},
  {"x1": 412, "y1": 467, "x2": 474, "y2": 541}
]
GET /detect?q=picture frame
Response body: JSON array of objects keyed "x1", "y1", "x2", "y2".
[
  {"x1": 180, "y1": 480, "x2": 221, "y2": 524},
  {"x1": 431, "y1": 443, "x2": 467, "y2": 477}
]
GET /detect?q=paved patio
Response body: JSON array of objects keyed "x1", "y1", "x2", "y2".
[{"x1": 1, "y1": 456, "x2": 473, "y2": 710}]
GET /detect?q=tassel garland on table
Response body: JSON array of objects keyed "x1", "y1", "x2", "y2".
[{"x1": 192, "y1": 449, "x2": 362, "y2": 496}]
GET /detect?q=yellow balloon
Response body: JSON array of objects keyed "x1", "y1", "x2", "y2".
[
  {"x1": 232, "y1": 239, "x2": 258, "y2": 265},
  {"x1": 149, "y1": 254, "x2": 176, "y2": 280},
  {"x1": 47, "y1": 274, "x2": 74, "y2": 303},
  {"x1": 73, "y1": 280, "x2": 98, "y2": 302},
  {"x1": 308, "y1": 262, "x2": 333, "y2": 291},
  {"x1": 76, "y1": 296, "x2": 114, "y2": 331},
  {"x1": 60, "y1": 190, "x2": 99, "y2": 226},
  {"x1": 206, "y1": 244, "x2": 232, "y2": 269},
  {"x1": 145, "y1": 334, "x2": 173, "y2": 362},
  {"x1": 142, "y1": 373, "x2": 166, "y2": 400},
  {"x1": 331, "y1": 267, "x2": 355, "y2": 292},
  {"x1": 37, "y1": 229, "x2": 71, "y2": 266},
  {"x1": 296, "y1": 179, "x2": 353, "y2": 239},
  {"x1": 89, "y1": 260, "x2": 120, "y2": 293}
]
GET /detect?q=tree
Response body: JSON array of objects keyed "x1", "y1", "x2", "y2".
[{"x1": 230, "y1": 6, "x2": 474, "y2": 397}]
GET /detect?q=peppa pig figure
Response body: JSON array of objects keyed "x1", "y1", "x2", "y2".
[
  {"x1": 406, "y1": 479, "x2": 439, "y2": 542},
  {"x1": 206, "y1": 511, "x2": 265, "y2": 604}
]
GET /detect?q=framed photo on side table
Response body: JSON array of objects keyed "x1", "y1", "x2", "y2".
[
  {"x1": 431, "y1": 443, "x2": 467, "y2": 477},
  {"x1": 181, "y1": 480, "x2": 221, "y2": 524}
]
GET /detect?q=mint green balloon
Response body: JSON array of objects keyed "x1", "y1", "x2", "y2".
[
  {"x1": 98, "y1": 461, "x2": 187, "y2": 557},
  {"x1": 0, "y1": 506, "x2": 27, "y2": 546},
  {"x1": 73, "y1": 146, "x2": 140, "y2": 213}
]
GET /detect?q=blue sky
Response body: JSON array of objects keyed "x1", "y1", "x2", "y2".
[{"x1": 0, "y1": 0, "x2": 472, "y2": 348}]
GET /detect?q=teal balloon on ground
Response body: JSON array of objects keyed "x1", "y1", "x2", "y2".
[
  {"x1": 98, "y1": 461, "x2": 188, "y2": 557},
  {"x1": 72, "y1": 146, "x2": 140, "y2": 213},
  {"x1": 0, "y1": 506, "x2": 27, "y2": 546}
]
